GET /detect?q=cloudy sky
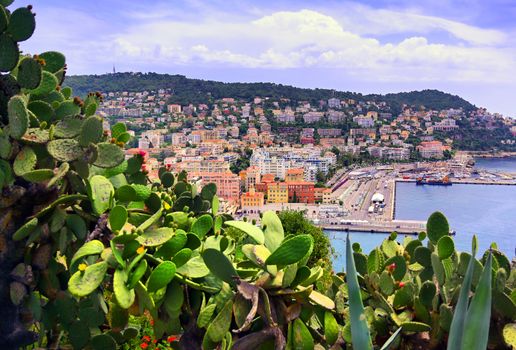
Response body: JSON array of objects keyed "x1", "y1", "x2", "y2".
[{"x1": 17, "y1": 0, "x2": 516, "y2": 116}]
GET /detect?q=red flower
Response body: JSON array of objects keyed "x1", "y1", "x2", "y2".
[
  {"x1": 140, "y1": 343, "x2": 149, "y2": 349},
  {"x1": 397, "y1": 281, "x2": 405, "y2": 288},
  {"x1": 152, "y1": 339, "x2": 157, "y2": 344},
  {"x1": 167, "y1": 335, "x2": 178, "y2": 343},
  {"x1": 142, "y1": 335, "x2": 151, "y2": 342},
  {"x1": 387, "y1": 263, "x2": 396, "y2": 273},
  {"x1": 138, "y1": 150, "x2": 147, "y2": 157},
  {"x1": 150, "y1": 319, "x2": 154, "y2": 326}
]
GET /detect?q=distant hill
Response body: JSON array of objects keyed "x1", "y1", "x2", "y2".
[{"x1": 64, "y1": 72, "x2": 476, "y2": 113}]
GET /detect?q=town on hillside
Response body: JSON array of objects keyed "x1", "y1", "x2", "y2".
[{"x1": 94, "y1": 88, "x2": 516, "y2": 229}]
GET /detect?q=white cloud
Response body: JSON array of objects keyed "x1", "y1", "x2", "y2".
[{"x1": 22, "y1": 4, "x2": 516, "y2": 84}]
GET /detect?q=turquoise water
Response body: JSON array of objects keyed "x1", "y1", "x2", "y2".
[
  {"x1": 328, "y1": 158, "x2": 516, "y2": 273},
  {"x1": 474, "y1": 157, "x2": 516, "y2": 172}
]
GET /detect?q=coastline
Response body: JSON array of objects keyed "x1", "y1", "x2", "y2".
[{"x1": 466, "y1": 151, "x2": 516, "y2": 158}]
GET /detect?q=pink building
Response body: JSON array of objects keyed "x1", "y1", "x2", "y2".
[{"x1": 191, "y1": 172, "x2": 241, "y2": 203}]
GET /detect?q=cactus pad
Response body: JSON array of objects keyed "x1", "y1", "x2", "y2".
[
  {"x1": 0, "y1": 5, "x2": 7, "y2": 32},
  {"x1": 0, "y1": 34, "x2": 19, "y2": 72},
  {"x1": 146, "y1": 261, "x2": 176, "y2": 293},
  {"x1": 22, "y1": 168, "x2": 54, "y2": 182},
  {"x1": 379, "y1": 271, "x2": 395, "y2": 295},
  {"x1": 437, "y1": 236, "x2": 454, "y2": 259},
  {"x1": 13, "y1": 146, "x2": 37, "y2": 176},
  {"x1": 79, "y1": 115, "x2": 104, "y2": 146},
  {"x1": 68, "y1": 261, "x2": 108, "y2": 297},
  {"x1": 202, "y1": 248, "x2": 238, "y2": 285},
  {"x1": 503, "y1": 324, "x2": 516, "y2": 348},
  {"x1": 113, "y1": 269, "x2": 135, "y2": 309},
  {"x1": 55, "y1": 101, "x2": 81, "y2": 119},
  {"x1": 39, "y1": 51, "x2": 66, "y2": 73},
  {"x1": 8, "y1": 95, "x2": 29, "y2": 139},
  {"x1": 93, "y1": 143, "x2": 125, "y2": 168},
  {"x1": 27, "y1": 100, "x2": 54, "y2": 122},
  {"x1": 431, "y1": 253, "x2": 446, "y2": 285},
  {"x1": 21, "y1": 127, "x2": 50, "y2": 144},
  {"x1": 401, "y1": 321, "x2": 431, "y2": 332},
  {"x1": 54, "y1": 116, "x2": 83, "y2": 138},
  {"x1": 426, "y1": 211, "x2": 449, "y2": 244},
  {"x1": 31, "y1": 71, "x2": 58, "y2": 96},
  {"x1": 160, "y1": 171, "x2": 174, "y2": 188},
  {"x1": 7, "y1": 7, "x2": 35, "y2": 42},
  {"x1": 265, "y1": 234, "x2": 313, "y2": 266},
  {"x1": 419, "y1": 281, "x2": 436, "y2": 307},
  {"x1": 136, "y1": 227, "x2": 174, "y2": 247},
  {"x1": 385, "y1": 255, "x2": 407, "y2": 281},
  {"x1": 88, "y1": 175, "x2": 114, "y2": 215},
  {"x1": 17, "y1": 57, "x2": 42, "y2": 89},
  {"x1": 47, "y1": 138, "x2": 83, "y2": 162},
  {"x1": 191, "y1": 214, "x2": 213, "y2": 239},
  {"x1": 225, "y1": 220, "x2": 264, "y2": 244},
  {"x1": 414, "y1": 246, "x2": 432, "y2": 267}
]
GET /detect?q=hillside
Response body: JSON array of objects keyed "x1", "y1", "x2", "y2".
[{"x1": 64, "y1": 72, "x2": 476, "y2": 112}]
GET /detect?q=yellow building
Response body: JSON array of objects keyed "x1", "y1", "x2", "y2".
[
  {"x1": 267, "y1": 182, "x2": 288, "y2": 203},
  {"x1": 241, "y1": 188, "x2": 264, "y2": 208}
]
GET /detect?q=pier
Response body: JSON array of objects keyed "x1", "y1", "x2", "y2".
[{"x1": 320, "y1": 219, "x2": 427, "y2": 234}]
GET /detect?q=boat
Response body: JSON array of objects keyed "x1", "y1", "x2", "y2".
[{"x1": 416, "y1": 175, "x2": 452, "y2": 186}]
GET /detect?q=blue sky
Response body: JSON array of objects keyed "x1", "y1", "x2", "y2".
[{"x1": 17, "y1": 0, "x2": 516, "y2": 116}]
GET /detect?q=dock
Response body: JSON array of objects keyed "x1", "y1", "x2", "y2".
[{"x1": 320, "y1": 219, "x2": 427, "y2": 235}]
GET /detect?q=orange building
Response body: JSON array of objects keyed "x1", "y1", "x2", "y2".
[
  {"x1": 241, "y1": 188, "x2": 264, "y2": 207},
  {"x1": 285, "y1": 168, "x2": 304, "y2": 182},
  {"x1": 286, "y1": 182, "x2": 315, "y2": 203},
  {"x1": 255, "y1": 173, "x2": 275, "y2": 193}
]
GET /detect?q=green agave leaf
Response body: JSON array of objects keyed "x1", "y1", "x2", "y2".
[
  {"x1": 379, "y1": 327, "x2": 402, "y2": 350},
  {"x1": 346, "y1": 234, "x2": 373, "y2": 350},
  {"x1": 224, "y1": 220, "x2": 264, "y2": 244},
  {"x1": 462, "y1": 253, "x2": 492, "y2": 350},
  {"x1": 68, "y1": 261, "x2": 108, "y2": 297},
  {"x1": 265, "y1": 234, "x2": 313, "y2": 266}
]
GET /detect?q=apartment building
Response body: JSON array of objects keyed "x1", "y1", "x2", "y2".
[
  {"x1": 285, "y1": 168, "x2": 304, "y2": 182},
  {"x1": 417, "y1": 141, "x2": 445, "y2": 159},
  {"x1": 267, "y1": 182, "x2": 289, "y2": 203},
  {"x1": 192, "y1": 172, "x2": 240, "y2": 203},
  {"x1": 241, "y1": 188, "x2": 264, "y2": 208}
]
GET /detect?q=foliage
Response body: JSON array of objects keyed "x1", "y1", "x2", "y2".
[
  {"x1": 1, "y1": 2, "x2": 514, "y2": 350},
  {"x1": 277, "y1": 210, "x2": 334, "y2": 268},
  {"x1": 64, "y1": 73, "x2": 476, "y2": 112}
]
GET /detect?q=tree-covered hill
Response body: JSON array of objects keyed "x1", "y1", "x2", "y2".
[{"x1": 64, "y1": 72, "x2": 476, "y2": 112}]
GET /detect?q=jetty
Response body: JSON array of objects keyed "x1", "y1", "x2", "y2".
[{"x1": 320, "y1": 219, "x2": 428, "y2": 235}]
